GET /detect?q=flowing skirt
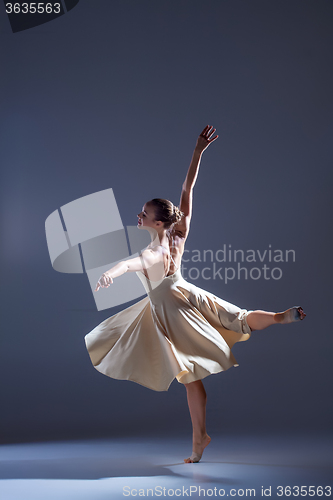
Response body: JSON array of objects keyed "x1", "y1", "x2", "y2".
[{"x1": 84, "y1": 269, "x2": 252, "y2": 391}]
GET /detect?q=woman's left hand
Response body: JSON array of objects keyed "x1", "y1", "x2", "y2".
[
  {"x1": 195, "y1": 125, "x2": 218, "y2": 153},
  {"x1": 94, "y1": 272, "x2": 113, "y2": 292}
]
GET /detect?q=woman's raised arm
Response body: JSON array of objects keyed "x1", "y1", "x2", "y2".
[{"x1": 178, "y1": 125, "x2": 218, "y2": 238}]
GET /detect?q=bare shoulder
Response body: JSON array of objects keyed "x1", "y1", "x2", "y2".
[
  {"x1": 172, "y1": 223, "x2": 188, "y2": 243},
  {"x1": 169, "y1": 227, "x2": 187, "y2": 255},
  {"x1": 140, "y1": 245, "x2": 164, "y2": 265}
]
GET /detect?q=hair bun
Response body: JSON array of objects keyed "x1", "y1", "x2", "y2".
[{"x1": 172, "y1": 205, "x2": 184, "y2": 224}]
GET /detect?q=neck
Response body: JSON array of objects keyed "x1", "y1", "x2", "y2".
[
  {"x1": 145, "y1": 227, "x2": 171, "y2": 247},
  {"x1": 145, "y1": 227, "x2": 165, "y2": 245}
]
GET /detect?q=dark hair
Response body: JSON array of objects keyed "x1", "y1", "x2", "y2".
[{"x1": 147, "y1": 198, "x2": 184, "y2": 229}]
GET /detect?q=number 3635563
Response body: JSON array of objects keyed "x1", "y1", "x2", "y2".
[{"x1": 5, "y1": 3, "x2": 61, "y2": 14}]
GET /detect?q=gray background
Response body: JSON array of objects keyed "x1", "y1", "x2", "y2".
[{"x1": 0, "y1": 0, "x2": 332, "y2": 444}]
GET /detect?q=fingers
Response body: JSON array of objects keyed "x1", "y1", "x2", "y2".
[
  {"x1": 94, "y1": 280, "x2": 103, "y2": 291},
  {"x1": 200, "y1": 125, "x2": 210, "y2": 136},
  {"x1": 94, "y1": 283, "x2": 110, "y2": 292},
  {"x1": 208, "y1": 133, "x2": 218, "y2": 143},
  {"x1": 200, "y1": 125, "x2": 218, "y2": 142},
  {"x1": 206, "y1": 126, "x2": 216, "y2": 139},
  {"x1": 94, "y1": 274, "x2": 113, "y2": 292},
  {"x1": 205, "y1": 125, "x2": 214, "y2": 135}
]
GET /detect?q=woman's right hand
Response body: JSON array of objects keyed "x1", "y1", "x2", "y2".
[
  {"x1": 195, "y1": 125, "x2": 218, "y2": 153},
  {"x1": 94, "y1": 272, "x2": 113, "y2": 292}
]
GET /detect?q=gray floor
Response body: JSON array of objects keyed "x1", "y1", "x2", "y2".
[{"x1": 0, "y1": 433, "x2": 332, "y2": 499}]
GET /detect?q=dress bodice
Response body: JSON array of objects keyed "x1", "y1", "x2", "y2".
[
  {"x1": 137, "y1": 233, "x2": 181, "y2": 294},
  {"x1": 136, "y1": 267, "x2": 183, "y2": 296}
]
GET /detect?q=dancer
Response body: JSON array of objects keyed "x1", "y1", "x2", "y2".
[{"x1": 86, "y1": 125, "x2": 306, "y2": 464}]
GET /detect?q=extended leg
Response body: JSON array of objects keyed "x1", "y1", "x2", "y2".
[
  {"x1": 247, "y1": 307, "x2": 306, "y2": 331},
  {"x1": 184, "y1": 380, "x2": 211, "y2": 463}
]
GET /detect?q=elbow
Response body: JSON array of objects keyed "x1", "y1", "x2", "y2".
[{"x1": 118, "y1": 261, "x2": 129, "y2": 274}]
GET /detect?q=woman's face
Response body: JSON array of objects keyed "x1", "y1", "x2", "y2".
[{"x1": 137, "y1": 203, "x2": 161, "y2": 229}]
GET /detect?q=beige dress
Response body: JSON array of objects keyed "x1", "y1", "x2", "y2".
[{"x1": 84, "y1": 245, "x2": 252, "y2": 391}]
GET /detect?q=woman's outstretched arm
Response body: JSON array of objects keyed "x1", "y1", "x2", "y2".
[
  {"x1": 94, "y1": 247, "x2": 162, "y2": 291},
  {"x1": 178, "y1": 125, "x2": 218, "y2": 238}
]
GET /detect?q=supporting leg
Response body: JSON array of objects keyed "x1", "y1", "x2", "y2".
[{"x1": 184, "y1": 380, "x2": 211, "y2": 463}]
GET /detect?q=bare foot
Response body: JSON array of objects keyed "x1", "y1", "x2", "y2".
[
  {"x1": 274, "y1": 306, "x2": 306, "y2": 324},
  {"x1": 184, "y1": 434, "x2": 211, "y2": 463}
]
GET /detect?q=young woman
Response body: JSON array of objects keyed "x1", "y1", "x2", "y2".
[{"x1": 86, "y1": 125, "x2": 306, "y2": 464}]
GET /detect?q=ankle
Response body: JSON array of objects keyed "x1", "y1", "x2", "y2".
[
  {"x1": 193, "y1": 432, "x2": 207, "y2": 442},
  {"x1": 274, "y1": 312, "x2": 283, "y2": 323}
]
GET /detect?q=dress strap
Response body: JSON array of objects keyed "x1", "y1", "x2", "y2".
[
  {"x1": 170, "y1": 238, "x2": 177, "y2": 267},
  {"x1": 148, "y1": 236, "x2": 178, "y2": 275},
  {"x1": 169, "y1": 234, "x2": 178, "y2": 270}
]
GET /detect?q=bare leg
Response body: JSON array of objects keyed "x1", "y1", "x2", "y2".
[
  {"x1": 184, "y1": 380, "x2": 211, "y2": 463},
  {"x1": 247, "y1": 307, "x2": 306, "y2": 331}
]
